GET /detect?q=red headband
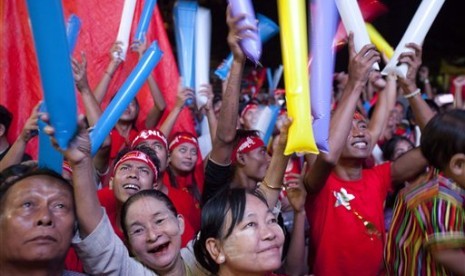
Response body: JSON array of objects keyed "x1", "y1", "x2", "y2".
[
  {"x1": 169, "y1": 134, "x2": 199, "y2": 152},
  {"x1": 113, "y1": 151, "x2": 158, "y2": 181},
  {"x1": 62, "y1": 161, "x2": 72, "y2": 176},
  {"x1": 353, "y1": 111, "x2": 366, "y2": 121},
  {"x1": 232, "y1": 136, "x2": 265, "y2": 164},
  {"x1": 274, "y1": 89, "x2": 286, "y2": 96},
  {"x1": 131, "y1": 129, "x2": 168, "y2": 150},
  {"x1": 240, "y1": 103, "x2": 258, "y2": 118}
]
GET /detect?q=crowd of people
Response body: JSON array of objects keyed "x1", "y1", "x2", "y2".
[{"x1": 1, "y1": 6, "x2": 465, "y2": 276}]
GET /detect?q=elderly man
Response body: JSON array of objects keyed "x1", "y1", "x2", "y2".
[{"x1": 0, "y1": 163, "x2": 85, "y2": 276}]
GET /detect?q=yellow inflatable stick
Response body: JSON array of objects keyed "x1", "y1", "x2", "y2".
[
  {"x1": 366, "y1": 23, "x2": 393, "y2": 59},
  {"x1": 277, "y1": 0, "x2": 318, "y2": 155}
]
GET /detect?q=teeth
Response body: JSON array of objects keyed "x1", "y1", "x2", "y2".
[
  {"x1": 123, "y1": 184, "x2": 139, "y2": 191},
  {"x1": 353, "y1": 142, "x2": 367, "y2": 149}
]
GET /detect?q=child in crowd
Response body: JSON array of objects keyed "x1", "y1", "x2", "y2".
[{"x1": 385, "y1": 109, "x2": 465, "y2": 275}]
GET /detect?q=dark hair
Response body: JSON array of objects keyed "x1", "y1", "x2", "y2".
[
  {"x1": 113, "y1": 145, "x2": 161, "y2": 176},
  {"x1": 421, "y1": 109, "x2": 465, "y2": 171},
  {"x1": 0, "y1": 164, "x2": 71, "y2": 211},
  {"x1": 166, "y1": 132, "x2": 201, "y2": 202},
  {"x1": 0, "y1": 105, "x2": 13, "y2": 135},
  {"x1": 111, "y1": 95, "x2": 140, "y2": 129},
  {"x1": 233, "y1": 129, "x2": 261, "y2": 147},
  {"x1": 382, "y1": 135, "x2": 414, "y2": 161},
  {"x1": 193, "y1": 188, "x2": 268, "y2": 274},
  {"x1": 120, "y1": 189, "x2": 178, "y2": 241}
]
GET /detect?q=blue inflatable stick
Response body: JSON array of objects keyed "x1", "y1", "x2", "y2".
[
  {"x1": 90, "y1": 41, "x2": 163, "y2": 155},
  {"x1": 173, "y1": 0, "x2": 197, "y2": 106},
  {"x1": 38, "y1": 103, "x2": 64, "y2": 174},
  {"x1": 215, "y1": 13, "x2": 279, "y2": 80},
  {"x1": 310, "y1": 0, "x2": 337, "y2": 153},
  {"x1": 134, "y1": 0, "x2": 158, "y2": 42},
  {"x1": 66, "y1": 14, "x2": 82, "y2": 53},
  {"x1": 25, "y1": 0, "x2": 78, "y2": 149}
]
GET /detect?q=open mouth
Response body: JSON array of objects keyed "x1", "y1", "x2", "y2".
[
  {"x1": 351, "y1": 141, "x2": 368, "y2": 149},
  {"x1": 148, "y1": 242, "x2": 170, "y2": 254},
  {"x1": 123, "y1": 184, "x2": 140, "y2": 191}
]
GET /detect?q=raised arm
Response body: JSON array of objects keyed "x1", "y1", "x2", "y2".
[
  {"x1": 130, "y1": 39, "x2": 167, "y2": 129},
  {"x1": 45, "y1": 115, "x2": 102, "y2": 237},
  {"x1": 397, "y1": 43, "x2": 435, "y2": 130},
  {"x1": 418, "y1": 65, "x2": 433, "y2": 99},
  {"x1": 304, "y1": 34, "x2": 380, "y2": 194},
  {"x1": 93, "y1": 42, "x2": 123, "y2": 104},
  {"x1": 159, "y1": 82, "x2": 194, "y2": 137},
  {"x1": 259, "y1": 116, "x2": 292, "y2": 208},
  {"x1": 198, "y1": 84, "x2": 217, "y2": 141},
  {"x1": 283, "y1": 168, "x2": 308, "y2": 276},
  {"x1": 368, "y1": 72, "x2": 397, "y2": 150},
  {"x1": 0, "y1": 103, "x2": 39, "y2": 171},
  {"x1": 389, "y1": 44, "x2": 434, "y2": 185},
  {"x1": 72, "y1": 52, "x2": 102, "y2": 126},
  {"x1": 209, "y1": 7, "x2": 249, "y2": 165}
]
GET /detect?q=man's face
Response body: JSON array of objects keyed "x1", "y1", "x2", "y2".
[
  {"x1": 111, "y1": 160, "x2": 155, "y2": 203},
  {"x1": 341, "y1": 119, "x2": 372, "y2": 159},
  {"x1": 241, "y1": 146, "x2": 271, "y2": 186},
  {"x1": 0, "y1": 175, "x2": 75, "y2": 264}
]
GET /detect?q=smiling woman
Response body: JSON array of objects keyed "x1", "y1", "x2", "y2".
[{"x1": 194, "y1": 188, "x2": 285, "y2": 276}]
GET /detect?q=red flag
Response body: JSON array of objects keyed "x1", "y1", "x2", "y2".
[{"x1": 1, "y1": 0, "x2": 195, "y2": 159}]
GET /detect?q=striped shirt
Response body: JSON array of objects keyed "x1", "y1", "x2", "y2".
[{"x1": 385, "y1": 175, "x2": 465, "y2": 275}]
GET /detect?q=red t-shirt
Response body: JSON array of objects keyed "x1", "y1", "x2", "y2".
[
  {"x1": 163, "y1": 172, "x2": 202, "y2": 231},
  {"x1": 166, "y1": 183, "x2": 201, "y2": 233},
  {"x1": 306, "y1": 162, "x2": 392, "y2": 276}
]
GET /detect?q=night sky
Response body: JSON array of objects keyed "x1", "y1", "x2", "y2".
[{"x1": 158, "y1": 0, "x2": 465, "y2": 82}]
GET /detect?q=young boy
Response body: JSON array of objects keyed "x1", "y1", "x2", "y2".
[
  {"x1": 385, "y1": 109, "x2": 465, "y2": 275},
  {"x1": 304, "y1": 37, "x2": 432, "y2": 275}
]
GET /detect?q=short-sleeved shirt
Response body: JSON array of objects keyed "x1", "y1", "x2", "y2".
[
  {"x1": 306, "y1": 162, "x2": 392, "y2": 276},
  {"x1": 385, "y1": 175, "x2": 465, "y2": 275}
]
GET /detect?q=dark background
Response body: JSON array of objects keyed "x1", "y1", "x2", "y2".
[{"x1": 157, "y1": 0, "x2": 465, "y2": 87}]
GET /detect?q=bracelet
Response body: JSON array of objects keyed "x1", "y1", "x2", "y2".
[
  {"x1": 404, "y1": 88, "x2": 421, "y2": 99},
  {"x1": 261, "y1": 178, "x2": 282, "y2": 190}
]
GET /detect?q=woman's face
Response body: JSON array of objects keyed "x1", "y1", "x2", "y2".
[
  {"x1": 125, "y1": 197, "x2": 184, "y2": 272},
  {"x1": 169, "y1": 142, "x2": 198, "y2": 173},
  {"x1": 217, "y1": 194, "x2": 284, "y2": 274},
  {"x1": 119, "y1": 100, "x2": 138, "y2": 123},
  {"x1": 392, "y1": 139, "x2": 413, "y2": 161}
]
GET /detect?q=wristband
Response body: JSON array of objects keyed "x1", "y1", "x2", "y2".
[
  {"x1": 261, "y1": 178, "x2": 282, "y2": 190},
  {"x1": 404, "y1": 88, "x2": 421, "y2": 99}
]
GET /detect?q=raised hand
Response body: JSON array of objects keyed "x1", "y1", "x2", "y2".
[
  {"x1": 347, "y1": 33, "x2": 381, "y2": 85},
  {"x1": 226, "y1": 5, "x2": 257, "y2": 62},
  {"x1": 43, "y1": 114, "x2": 91, "y2": 166},
  {"x1": 71, "y1": 52, "x2": 90, "y2": 92},
  {"x1": 285, "y1": 171, "x2": 307, "y2": 214},
  {"x1": 20, "y1": 102, "x2": 41, "y2": 143},
  {"x1": 130, "y1": 35, "x2": 148, "y2": 60},
  {"x1": 175, "y1": 79, "x2": 195, "y2": 108},
  {"x1": 197, "y1": 83, "x2": 214, "y2": 112},
  {"x1": 397, "y1": 43, "x2": 423, "y2": 93}
]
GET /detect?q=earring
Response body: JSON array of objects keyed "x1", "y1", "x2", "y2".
[{"x1": 218, "y1": 255, "x2": 225, "y2": 263}]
